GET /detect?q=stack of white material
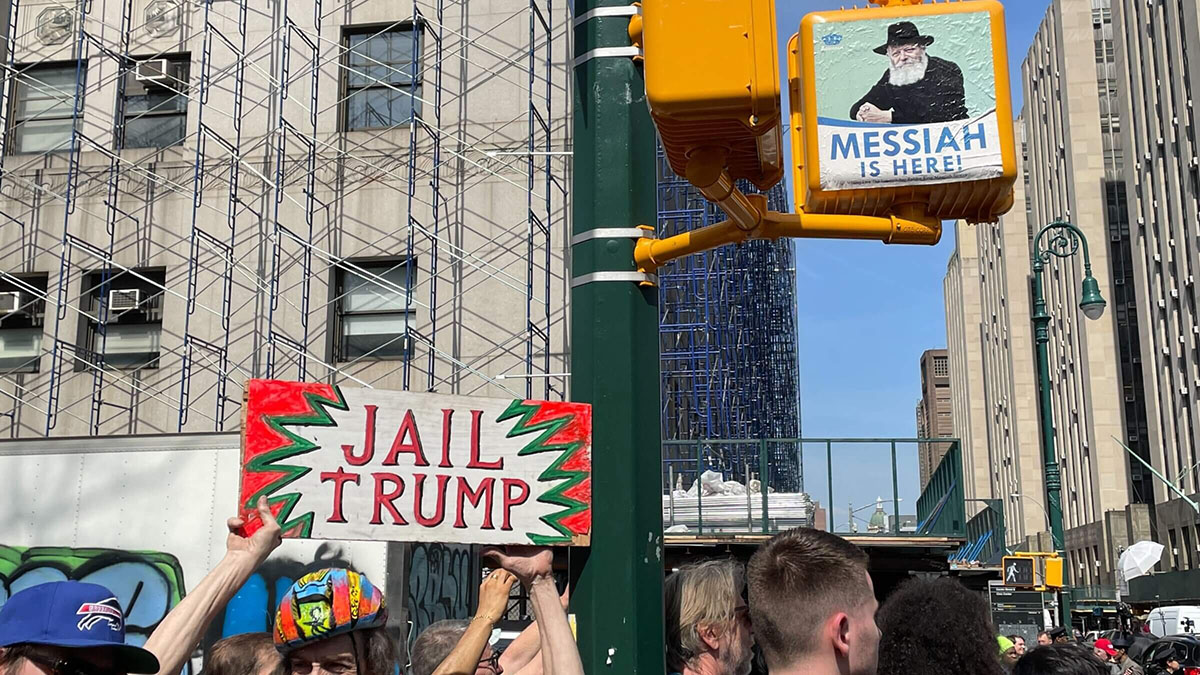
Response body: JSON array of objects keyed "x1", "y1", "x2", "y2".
[{"x1": 663, "y1": 470, "x2": 812, "y2": 533}]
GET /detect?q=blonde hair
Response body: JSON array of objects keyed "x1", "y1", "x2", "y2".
[{"x1": 664, "y1": 559, "x2": 745, "y2": 671}]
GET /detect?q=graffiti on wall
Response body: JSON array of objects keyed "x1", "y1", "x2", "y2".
[
  {"x1": 208, "y1": 543, "x2": 353, "y2": 640},
  {"x1": 406, "y1": 542, "x2": 478, "y2": 647},
  {"x1": 0, "y1": 545, "x2": 186, "y2": 647},
  {"x1": 2, "y1": 541, "x2": 481, "y2": 662}
]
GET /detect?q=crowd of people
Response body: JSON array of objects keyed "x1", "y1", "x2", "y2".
[{"x1": 0, "y1": 503, "x2": 1182, "y2": 675}]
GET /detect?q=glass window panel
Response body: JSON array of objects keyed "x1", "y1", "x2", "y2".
[
  {"x1": 15, "y1": 92, "x2": 74, "y2": 118},
  {"x1": 96, "y1": 323, "x2": 161, "y2": 368},
  {"x1": 345, "y1": 87, "x2": 417, "y2": 130},
  {"x1": 0, "y1": 327, "x2": 42, "y2": 373},
  {"x1": 125, "y1": 90, "x2": 187, "y2": 115},
  {"x1": 343, "y1": 264, "x2": 411, "y2": 312},
  {"x1": 123, "y1": 114, "x2": 186, "y2": 149},
  {"x1": 347, "y1": 31, "x2": 416, "y2": 87},
  {"x1": 13, "y1": 119, "x2": 75, "y2": 153},
  {"x1": 341, "y1": 313, "x2": 412, "y2": 359}
]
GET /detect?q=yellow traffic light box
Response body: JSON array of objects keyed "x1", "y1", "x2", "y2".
[
  {"x1": 1003, "y1": 553, "x2": 1064, "y2": 590},
  {"x1": 642, "y1": 0, "x2": 783, "y2": 191},
  {"x1": 792, "y1": 0, "x2": 1017, "y2": 222}
]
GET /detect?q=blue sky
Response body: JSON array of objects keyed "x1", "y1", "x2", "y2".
[{"x1": 776, "y1": 0, "x2": 1048, "y2": 524}]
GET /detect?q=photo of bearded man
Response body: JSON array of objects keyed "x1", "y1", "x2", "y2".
[{"x1": 848, "y1": 21, "x2": 969, "y2": 124}]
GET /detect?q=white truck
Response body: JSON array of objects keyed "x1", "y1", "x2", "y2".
[{"x1": 0, "y1": 432, "x2": 480, "y2": 665}]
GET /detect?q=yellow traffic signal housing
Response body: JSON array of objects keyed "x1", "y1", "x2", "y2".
[
  {"x1": 1043, "y1": 556, "x2": 1064, "y2": 588},
  {"x1": 642, "y1": 0, "x2": 783, "y2": 191},
  {"x1": 791, "y1": 0, "x2": 1017, "y2": 222}
]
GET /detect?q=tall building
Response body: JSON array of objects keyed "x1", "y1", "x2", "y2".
[
  {"x1": 0, "y1": 1, "x2": 569, "y2": 432},
  {"x1": 657, "y1": 153, "x2": 802, "y2": 493},
  {"x1": 944, "y1": 120, "x2": 1046, "y2": 546},
  {"x1": 1022, "y1": 0, "x2": 1138, "y2": 569},
  {"x1": 1113, "y1": 0, "x2": 1200, "y2": 506},
  {"x1": 916, "y1": 349, "x2": 954, "y2": 489}
]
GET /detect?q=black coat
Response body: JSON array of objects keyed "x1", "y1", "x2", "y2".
[{"x1": 848, "y1": 56, "x2": 969, "y2": 124}]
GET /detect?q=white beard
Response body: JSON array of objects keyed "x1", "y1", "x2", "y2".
[{"x1": 888, "y1": 53, "x2": 929, "y2": 87}]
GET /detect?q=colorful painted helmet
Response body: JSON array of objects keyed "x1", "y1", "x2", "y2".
[{"x1": 274, "y1": 568, "x2": 387, "y2": 652}]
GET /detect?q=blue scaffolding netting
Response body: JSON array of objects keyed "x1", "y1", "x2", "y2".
[{"x1": 656, "y1": 148, "x2": 803, "y2": 494}]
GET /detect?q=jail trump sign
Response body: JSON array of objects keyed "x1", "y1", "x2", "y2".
[{"x1": 238, "y1": 379, "x2": 592, "y2": 546}]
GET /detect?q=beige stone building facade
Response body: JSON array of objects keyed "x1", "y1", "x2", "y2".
[
  {"x1": 1022, "y1": 0, "x2": 1132, "y2": 539},
  {"x1": 944, "y1": 119, "x2": 1046, "y2": 547},
  {"x1": 0, "y1": 0, "x2": 570, "y2": 437},
  {"x1": 1112, "y1": 0, "x2": 1200, "y2": 504}
]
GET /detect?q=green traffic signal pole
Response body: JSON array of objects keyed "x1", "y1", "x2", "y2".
[
  {"x1": 1030, "y1": 220, "x2": 1107, "y2": 631},
  {"x1": 569, "y1": 1, "x2": 665, "y2": 673}
]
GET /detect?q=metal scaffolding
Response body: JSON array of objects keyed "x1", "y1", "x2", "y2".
[
  {"x1": 0, "y1": 0, "x2": 568, "y2": 437},
  {"x1": 656, "y1": 149, "x2": 803, "y2": 493}
]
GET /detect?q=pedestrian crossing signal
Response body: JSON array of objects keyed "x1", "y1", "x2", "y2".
[{"x1": 1002, "y1": 556, "x2": 1036, "y2": 587}]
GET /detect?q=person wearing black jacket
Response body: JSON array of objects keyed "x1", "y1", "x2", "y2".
[{"x1": 849, "y1": 21, "x2": 969, "y2": 125}]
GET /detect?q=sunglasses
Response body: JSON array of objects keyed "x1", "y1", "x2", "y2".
[
  {"x1": 478, "y1": 649, "x2": 503, "y2": 672},
  {"x1": 24, "y1": 652, "x2": 122, "y2": 675}
]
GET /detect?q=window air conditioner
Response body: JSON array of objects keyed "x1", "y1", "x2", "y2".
[
  {"x1": 109, "y1": 289, "x2": 141, "y2": 311},
  {"x1": 0, "y1": 291, "x2": 21, "y2": 314},
  {"x1": 136, "y1": 58, "x2": 169, "y2": 83}
]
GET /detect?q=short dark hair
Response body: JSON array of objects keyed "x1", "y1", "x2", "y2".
[
  {"x1": 1013, "y1": 643, "x2": 1109, "y2": 675},
  {"x1": 1008, "y1": 634, "x2": 1023, "y2": 643},
  {"x1": 352, "y1": 627, "x2": 399, "y2": 675},
  {"x1": 876, "y1": 577, "x2": 1004, "y2": 675},
  {"x1": 203, "y1": 632, "x2": 283, "y2": 675},
  {"x1": 409, "y1": 620, "x2": 470, "y2": 675},
  {"x1": 0, "y1": 645, "x2": 40, "y2": 675},
  {"x1": 747, "y1": 527, "x2": 872, "y2": 668}
]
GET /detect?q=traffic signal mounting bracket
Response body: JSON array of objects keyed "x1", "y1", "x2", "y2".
[{"x1": 632, "y1": 146, "x2": 942, "y2": 279}]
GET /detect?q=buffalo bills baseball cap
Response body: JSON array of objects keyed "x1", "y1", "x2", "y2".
[{"x1": 0, "y1": 581, "x2": 160, "y2": 674}]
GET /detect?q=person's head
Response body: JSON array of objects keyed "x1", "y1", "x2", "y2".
[
  {"x1": 1091, "y1": 639, "x2": 1116, "y2": 663},
  {"x1": 747, "y1": 527, "x2": 878, "y2": 675},
  {"x1": 1047, "y1": 627, "x2": 1068, "y2": 644},
  {"x1": 998, "y1": 636, "x2": 1019, "y2": 668},
  {"x1": 1109, "y1": 634, "x2": 1133, "y2": 660},
  {"x1": 664, "y1": 559, "x2": 753, "y2": 675},
  {"x1": 1008, "y1": 635, "x2": 1026, "y2": 656},
  {"x1": 875, "y1": 22, "x2": 932, "y2": 86},
  {"x1": 1036, "y1": 632, "x2": 1052, "y2": 647},
  {"x1": 875, "y1": 576, "x2": 1003, "y2": 675},
  {"x1": 273, "y1": 569, "x2": 395, "y2": 675},
  {"x1": 203, "y1": 633, "x2": 284, "y2": 675},
  {"x1": 0, "y1": 581, "x2": 160, "y2": 675},
  {"x1": 408, "y1": 621, "x2": 501, "y2": 675},
  {"x1": 1012, "y1": 643, "x2": 1109, "y2": 675}
]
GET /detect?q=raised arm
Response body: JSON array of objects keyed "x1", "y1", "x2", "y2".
[
  {"x1": 484, "y1": 547, "x2": 583, "y2": 675},
  {"x1": 432, "y1": 569, "x2": 516, "y2": 675},
  {"x1": 499, "y1": 584, "x2": 568, "y2": 673},
  {"x1": 143, "y1": 497, "x2": 282, "y2": 675}
]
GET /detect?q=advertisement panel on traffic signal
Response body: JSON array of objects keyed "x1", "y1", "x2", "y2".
[
  {"x1": 794, "y1": 1, "x2": 1016, "y2": 222},
  {"x1": 810, "y1": 11, "x2": 1001, "y2": 189}
]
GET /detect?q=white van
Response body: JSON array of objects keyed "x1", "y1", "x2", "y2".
[{"x1": 1146, "y1": 605, "x2": 1200, "y2": 636}]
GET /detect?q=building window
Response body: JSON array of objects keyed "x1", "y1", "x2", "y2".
[
  {"x1": 121, "y1": 56, "x2": 189, "y2": 148},
  {"x1": 8, "y1": 63, "x2": 84, "y2": 154},
  {"x1": 0, "y1": 274, "x2": 47, "y2": 373},
  {"x1": 332, "y1": 258, "x2": 415, "y2": 361},
  {"x1": 76, "y1": 268, "x2": 165, "y2": 370},
  {"x1": 342, "y1": 25, "x2": 421, "y2": 131}
]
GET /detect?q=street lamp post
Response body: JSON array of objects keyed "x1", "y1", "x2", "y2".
[{"x1": 1030, "y1": 220, "x2": 1108, "y2": 630}]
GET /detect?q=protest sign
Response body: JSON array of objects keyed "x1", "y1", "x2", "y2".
[
  {"x1": 805, "y1": 5, "x2": 1005, "y2": 191},
  {"x1": 239, "y1": 379, "x2": 592, "y2": 546}
]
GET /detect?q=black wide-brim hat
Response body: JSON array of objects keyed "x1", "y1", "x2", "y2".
[{"x1": 874, "y1": 21, "x2": 935, "y2": 54}]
